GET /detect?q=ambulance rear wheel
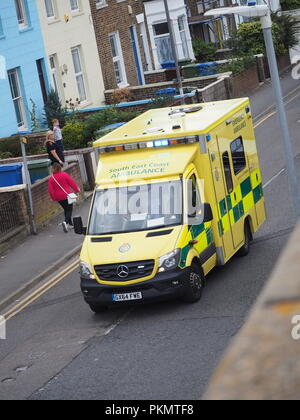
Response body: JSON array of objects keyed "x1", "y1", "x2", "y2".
[
  {"x1": 181, "y1": 262, "x2": 204, "y2": 304},
  {"x1": 238, "y1": 222, "x2": 251, "y2": 257}
]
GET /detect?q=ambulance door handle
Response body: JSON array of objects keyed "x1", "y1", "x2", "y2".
[{"x1": 234, "y1": 193, "x2": 237, "y2": 201}]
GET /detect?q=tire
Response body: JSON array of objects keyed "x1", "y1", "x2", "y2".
[
  {"x1": 89, "y1": 304, "x2": 108, "y2": 314},
  {"x1": 237, "y1": 222, "x2": 251, "y2": 257},
  {"x1": 181, "y1": 262, "x2": 204, "y2": 304}
]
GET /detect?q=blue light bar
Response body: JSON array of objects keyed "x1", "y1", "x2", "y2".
[{"x1": 154, "y1": 139, "x2": 170, "y2": 147}]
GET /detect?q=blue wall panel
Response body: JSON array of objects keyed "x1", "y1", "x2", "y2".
[{"x1": 0, "y1": 0, "x2": 49, "y2": 138}]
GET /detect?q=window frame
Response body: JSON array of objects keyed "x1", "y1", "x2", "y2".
[
  {"x1": 153, "y1": 21, "x2": 173, "y2": 65},
  {"x1": 49, "y1": 54, "x2": 61, "y2": 98},
  {"x1": 14, "y1": 0, "x2": 28, "y2": 29},
  {"x1": 109, "y1": 32, "x2": 128, "y2": 88},
  {"x1": 71, "y1": 46, "x2": 88, "y2": 102},
  {"x1": 222, "y1": 151, "x2": 234, "y2": 194},
  {"x1": 178, "y1": 16, "x2": 189, "y2": 59},
  {"x1": 230, "y1": 136, "x2": 247, "y2": 176},
  {"x1": 8, "y1": 68, "x2": 27, "y2": 130},
  {"x1": 70, "y1": 0, "x2": 80, "y2": 13}
]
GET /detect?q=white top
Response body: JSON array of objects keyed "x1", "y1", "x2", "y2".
[{"x1": 53, "y1": 126, "x2": 63, "y2": 142}]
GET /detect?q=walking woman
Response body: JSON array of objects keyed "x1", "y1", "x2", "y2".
[
  {"x1": 48, "y1": 163, "x2": 80, "y2": 233},
  {"x1": 45, "y1": 130, "x2": 65, "y2": 166}
]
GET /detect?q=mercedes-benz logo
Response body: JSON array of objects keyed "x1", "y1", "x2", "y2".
[{"x1": 117, "y1": 265, "x2": 129, "y2": 279}]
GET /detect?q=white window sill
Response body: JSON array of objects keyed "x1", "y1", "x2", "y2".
[
  {"x1": 71, "y1": 11, "x2": 84, "y2": 18},
  {"x1": 96, "y1": 3, "x2": 108, "y2": 10},
  {"x1": 117, "y1": 82, "x2": 130, "y2": 89},
  {"x1": 47, "y1": 18, "x2": 61, "y2": 25}
]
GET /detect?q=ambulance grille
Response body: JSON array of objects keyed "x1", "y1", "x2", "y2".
[{"x1": 94, "y1": 260, "x2": 155, "y2": 282}]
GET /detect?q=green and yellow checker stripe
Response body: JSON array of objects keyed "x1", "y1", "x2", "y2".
[
  {"x1": 218, "y1": 169, "x2": 264, "y2": 236},
  {"x1": 179, "y1": 222, "x2": 214, "y2": 269}
]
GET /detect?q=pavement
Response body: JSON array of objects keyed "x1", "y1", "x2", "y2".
[{"x1": 0, "y1": 195, "x2": 92, "y2": 312}]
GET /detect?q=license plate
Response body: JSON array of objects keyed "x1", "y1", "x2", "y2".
[{"x1": 112, "y1": 292, "x2": 142, "y2": 302}]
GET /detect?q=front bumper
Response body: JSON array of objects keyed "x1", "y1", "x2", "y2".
[{"x1": 81, "y1": 267, "x2": 189, "y2": 306}]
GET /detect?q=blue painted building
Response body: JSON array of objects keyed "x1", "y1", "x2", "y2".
[{"x1": 0, "y1": 0, "x2": 50, "y2": 138}]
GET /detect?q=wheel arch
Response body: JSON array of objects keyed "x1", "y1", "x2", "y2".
[{"x1": 244, "y1": 215, "x2": 254, "y2": 241}]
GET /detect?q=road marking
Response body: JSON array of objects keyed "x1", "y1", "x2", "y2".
[
  {"x1": 253, "y1": 84, "x2": 300, "y2": 123},
  {"x1": 263, "y1": 168, "x2": 285, "y2": 189},
  {"x1": 2, "y1": 259, "x2": 79, "y2": 322},
  {"x1": 254, "y1": 89, "x2": 300, "y2": 189},
  {"x1": 254, "y1": 90, "x2": 300, "y2": 129}
]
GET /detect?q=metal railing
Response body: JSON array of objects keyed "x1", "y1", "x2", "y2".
[{"x1": 0, "y1": 196, "x2": 22, "y2": 236}]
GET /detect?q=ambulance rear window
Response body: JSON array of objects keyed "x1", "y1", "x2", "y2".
[{"x1": 230, "y1": 136, "x2": 246, "y2": 175}]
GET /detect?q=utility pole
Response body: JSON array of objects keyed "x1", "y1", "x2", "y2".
[
  {"x1": 20, "y1": 136, "x2": 37, "y2": 235},
  {"x1": 163, "y1": 0, "x2": 185, "y2": 104}
]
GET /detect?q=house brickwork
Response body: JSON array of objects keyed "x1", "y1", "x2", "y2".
[{"x1": 89, "y1": 0, "x2": 146, "y2": 91}]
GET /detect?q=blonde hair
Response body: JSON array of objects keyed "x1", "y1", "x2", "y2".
[
  {"x1": 45, "y1": 130, "x2": 54, "y2": 146},
  {"x1": 52, "y1": 163, "x2": 62, "y2": 173}
]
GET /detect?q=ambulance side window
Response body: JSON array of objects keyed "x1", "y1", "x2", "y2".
[
  {"x1": 222, "y1": 152, "x2": 233, "y2": 194},
  {"x1": 230, "y1": 136, "x2": 246, "y2": 175},
  {"x1": 188, "y1": 174, "x2": 201, "y2": 217}
]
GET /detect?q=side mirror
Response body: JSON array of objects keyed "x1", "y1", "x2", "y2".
[
  {"x1": 73, "y1": 216, "x2": 87, "y2": 235},
  {"x1": 203, "y1": 203, "x2": 213, "y2": 223}
]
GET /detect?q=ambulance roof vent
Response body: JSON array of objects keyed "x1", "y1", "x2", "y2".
[
  {"x1": 143, "y1": 127, "x2": 165, "y2": 135},
  {"x1": 168, "y1": 106, "x2": 202, "y2": 117}
]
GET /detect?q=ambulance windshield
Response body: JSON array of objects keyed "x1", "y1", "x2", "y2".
[{"x1": 88, "y1": 180, "x2": 183, "y2": 235}]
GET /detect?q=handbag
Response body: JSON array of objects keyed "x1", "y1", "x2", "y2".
[{"x1": 51, "y1": 176, "x2": 78, "y2": 205}]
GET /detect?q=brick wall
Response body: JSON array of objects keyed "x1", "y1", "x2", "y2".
[
  {"x1": 232, "y1": 65, "x2": 260, "y2": 98},
  {"x1": 105, "y1": 75, "x2": 220, "y2": 104},
  {"x1": 31, "y1": 162, "x2": 84, "y2": 228},
  {"x1": 89, "y1": 0, "x2": 146, "y2": 91},
  {"x1": 144, "y1": 70, "x2": 172, "y2": 85},
  {"x1": 0, "y1": 186, "x2": 30, "y2": 240}
]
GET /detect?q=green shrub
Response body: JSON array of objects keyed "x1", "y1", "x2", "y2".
[
  {"x1": 218, "y1": 56, "x2": 256, "y2": 75},
  {"x1": 44, "y1": 88, "x2": 68, "y2": 129},
  {"x1": 148, "y1": 95, "x2": 175, "y2": 109},
  {"x1": 192, "y1": 39, "x2": 218, "y2": 62},
  {"x1": 235, "y1": 21, "x2": 285, "y2": 56},
  {"x1": 280, "y1": 0, "x2": 300, "y2": 11},
  {"x1": 0, "y1": 136, "x2": 46, "y2": 159},
  {"x1": 0, "y1": 151, "x2": 13, "y2": 159},
  {"x1": 272, "y1": 12, "x2": 300, "y2": 51},
  {"x1": 83, "y1": 107, "x2": 139, "y2": 141},
  {"x1": 62, "y1": 122, "x2": 86, "y2": 150}
]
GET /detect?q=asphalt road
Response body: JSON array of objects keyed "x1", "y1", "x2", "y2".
[{"x1": 0, "y1": 73, "x2": 300, "y2": 400}]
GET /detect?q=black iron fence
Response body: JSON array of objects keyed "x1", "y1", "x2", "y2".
[{"x1": 0, "y1": 196, "x2": 22, "y2": 236}]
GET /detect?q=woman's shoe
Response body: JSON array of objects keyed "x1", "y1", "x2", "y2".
[{"x1": 62, "y1": 222, "x2": 68, "y2": 233}]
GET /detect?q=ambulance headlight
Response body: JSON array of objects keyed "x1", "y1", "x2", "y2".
[
  {"x1": 158, "y1": 249, "x2": 181, "y2": 272},
  {"x1": 80, "y1": 262, "x2": 95, "y2": 280}
]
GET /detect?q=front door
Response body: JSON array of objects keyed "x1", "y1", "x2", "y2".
[{"x1": 130, "y1": 26, "x2": 145, "y2": 86}]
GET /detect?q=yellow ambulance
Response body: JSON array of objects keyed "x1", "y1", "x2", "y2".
[{"x1": 74, "y1": 98, "x2": 266, "y2": 313}]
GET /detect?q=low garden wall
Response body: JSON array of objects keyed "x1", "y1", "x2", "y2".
[{"x1": 104, "y1": 75, "x2": 220, "y2": 105}]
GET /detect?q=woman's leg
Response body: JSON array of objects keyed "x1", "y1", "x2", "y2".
[
  {"x1": 65, "y1": 203, "x2": 74, "y2": 225},
  {"x1": 58, "y1": 199, "x2": 69, "y2": 223}
]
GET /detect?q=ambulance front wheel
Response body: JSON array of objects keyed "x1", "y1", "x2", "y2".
[
  {"x1": 181, "y1": 262, "x2": 204, "y2": 304},
  {"x1": 238, "y1": 222, "x2": 251, "y2": 257}
]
